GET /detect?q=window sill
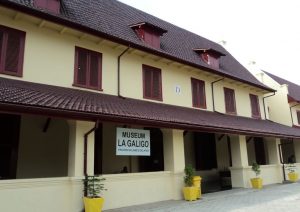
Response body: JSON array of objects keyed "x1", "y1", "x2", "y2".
[
  {"x1": 251, "y1": 115, "x2": 261, "y2": 119},
  {"x1": 193, "y1": 105, "x2": 207, "y2": 110},
  {"x1": 225, "y1": 112, "x2": 237, "y2": 116},
  {"x1": 72, "y1": 83, "x2": 103, "y2": 92},
  {"x1": 0, "y1": 71, "x2": 22, "y2": 77},
  {"x1": 143, "y1": 96, "x2": 163, "y2": 102}
]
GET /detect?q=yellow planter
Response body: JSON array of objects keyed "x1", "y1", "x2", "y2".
[
  {"x1": 193, "y1": 176, "x2": 201, "y2": 187},
  {"x1": 83, "y1": 197, "x2": 104, "y2": 212},
  {"x1": 288, "y1": 172, "x2": 299, "y2": 182},
  {"x1": 183, "y1": 187, "x2": 198, "y2": 201},
  {"x1": 250, "y1": 178, "x2": 263, "y2": 189}
]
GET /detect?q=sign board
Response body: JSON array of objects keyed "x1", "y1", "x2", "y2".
[{"x1": 116, "y1": 128, "x2": 150, "y2": 156}]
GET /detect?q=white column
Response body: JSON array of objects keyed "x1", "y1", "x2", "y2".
[
  {"x1": 230, "y1": 135, "x2": 249, "y2": 188},
  {"x1": 68, "y1": 120, "x2": 95, "y2": 177},
  {"x1": 266, "y1": 138, "x2": 281, "y2": 164},
  {"x1": 162, "y1": 129, "x2": 185, "y2": 200}
]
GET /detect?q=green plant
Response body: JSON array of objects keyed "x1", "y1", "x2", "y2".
[
  {"x1": 287, "y1": 163, "x2": 296, "y2": 173},
  {"x1": 83, "y1": 175, "x2": 106, "y2": 198},
  {"x1": 184, "y1": 164, "x2": 195, "y2": 187},
  {"x1": 251, "y1": 162, "x2": 261, "y2": 177}
]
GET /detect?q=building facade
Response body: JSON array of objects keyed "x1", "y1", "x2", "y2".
[{"x1": 1, "y1": 0, "x2": 300, "y2": 211}]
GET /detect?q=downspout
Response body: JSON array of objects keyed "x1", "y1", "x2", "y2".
[
  {"x1": 211, "y1": 78, "x2": 224, "y2": 112},
  {"x1": 84, "y1": 120, "x2": 99, "y2": 177},
  {"x1": 290, "y1": 103, "x2": 300, "y2": 125},
  {"x1": 118, "y1": 47, "x2": 130, "y2": 97},
  {"x1": 262, "y1": 92, "x2": 276, "y2": 120}
]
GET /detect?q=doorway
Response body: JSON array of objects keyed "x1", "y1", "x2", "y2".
[{"x1": 0, "y1": 113, "x2": 21, "y2": 179}]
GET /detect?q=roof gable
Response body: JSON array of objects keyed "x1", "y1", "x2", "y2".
[{"x1": 263, "y1": 71, "x2": 300, "y2": 102}]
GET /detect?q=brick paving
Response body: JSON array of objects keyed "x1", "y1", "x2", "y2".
[{"x1": 106, "y1": 182, "x2": 300, "y2": 212}]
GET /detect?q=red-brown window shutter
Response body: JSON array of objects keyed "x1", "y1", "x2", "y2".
[
  {"x1": 0, "y1": 25, "x2": 25, "y2": 77},
  {"x1": 143, "y1": 65, "x2": 162, "y2": 101},
  {"x1": 250, "y1": 94, "x2": 260, "y2": 118},
  {"x1": 0, "y1": 31, "x2": 3, "y2": 66},
  {"x1": 74, "y1": 47, "x2": 102, "y2": 90},
  {"x1": 224, "y1": 87, "x2": 236, "y2": 114},
  {"x1": 297, "y1": 111, "x2": 300, "y2": 125},
  {"x1": 191, "y1": 78, "x2": 206, "y2": 109}
]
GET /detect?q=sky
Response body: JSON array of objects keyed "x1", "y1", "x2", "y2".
[{"x1": 118, "y1": 0, "x2": 300, "y2": 85}]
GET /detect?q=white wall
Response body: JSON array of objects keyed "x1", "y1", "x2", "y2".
[{"x1": 17, "y1": 116, "x2": 69, "y2": 178}]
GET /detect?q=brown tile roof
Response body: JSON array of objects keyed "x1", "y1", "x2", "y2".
[
  {"x1": 0, "y1": 77, "x2": 299, "y2": 139},
  {"x1": 264, "y1": 71, "x2": 300, "y2": 102},
  {"x1": 2, "y1": 0, "x2": 274, "y2": 92}
]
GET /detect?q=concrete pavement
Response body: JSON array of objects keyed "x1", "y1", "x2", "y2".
[{"x1": 106, "y1": 182, "x2": 300, "y2": 212}]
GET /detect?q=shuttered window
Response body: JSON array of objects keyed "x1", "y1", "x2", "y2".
[
  {"x1": 191, "y1": 78, "x2": 206, "y2": 109},
  {"x1": 297, "y1": 111, "x2": 300, "y2": 125},
  {"x1": 74, "y1": 47, "x2": 102, "y2": 90},
  {"x1": 143, "y1": 64, "x2": 162, "y2": 101},
  {"x1": 250, "y1": 94, "x2": 261, "y2": 118},
  {"x1": 0, "y1": 25, "x2": 25, "y2": 77},
  {"x1": 224, "y1": 87, "x2": 236, "y2": 114}
]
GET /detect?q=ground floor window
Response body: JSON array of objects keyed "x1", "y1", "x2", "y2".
[{"x1": 94, "y1": 123, "x2": 164, "y2": 174}]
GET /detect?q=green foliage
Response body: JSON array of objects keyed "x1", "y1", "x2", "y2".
[
  {"x1": 184, "y1": 164, "x2": 195, "y2": 187},
  {"x1": 287, "y1": 163, "x2": 296, "y2": 173},
  {"x1": 83, "y1": 175, "x2": 106, "y2": 198},
  {"x1": 251, "y1": 162, "x2": 261, "y2": 177}
]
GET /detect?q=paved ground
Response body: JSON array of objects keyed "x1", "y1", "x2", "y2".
[{"x1": 106, "y1": 182, "x2": 300, "y2": 212}]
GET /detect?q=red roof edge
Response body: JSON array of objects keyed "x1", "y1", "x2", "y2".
[
  {"x1": 0, "y1": 1, "x2": 275, "y2": 93},
  {"x1": 0, "y1": 101, "x2": 298, "y2": 139}
]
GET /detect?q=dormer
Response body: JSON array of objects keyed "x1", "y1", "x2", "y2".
[
  {"x1": 34, "y1": 0, "x2": 60, "y2": 14},
  {"x1": 130, "y1": 22, "x2": 167, "y2": 49},
  {"x1": 193, "y1": 48, "x2": 225, "y2": 69}
]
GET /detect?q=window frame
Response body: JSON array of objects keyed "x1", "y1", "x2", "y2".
[
  {"x1": 0, "y1": 25, "x2": 26, "y2": 77},
  {"x1": 249, "y1": 94, "x2": 261, "y2": 119},
  {"x1": 142, "y1": 64, "x2": 163, "y2": 101},
  {"x1": 224, "y1": 87, "x2": 237, "y2": 115},
  {"x1": 191, "y1": 78, "x2": 206, "y2": 109},
  {"x1": 73, "y1": 46, "x2": 103, "y2": 91}
]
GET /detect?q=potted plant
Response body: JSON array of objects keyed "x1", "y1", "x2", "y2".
[
  {"x1": 183, "y1": 165, "x2": 198, "y2": 201},
  {"x1": 287, "y1": 163, "x2": 299, "y2": 182},
  {"x1": 83, "y1": 175, "x2": 106, "y2": 212},
  {"x1": 250, "y1": 162, "x2": 263, "y2": 189}
]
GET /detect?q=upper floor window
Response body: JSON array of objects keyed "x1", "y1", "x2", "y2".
[
  {"x1": 250, "y1": 94, "x2": 261, "y2": 118},
  {"x1": 193, "y1": 48, "x2": 225, "y2": 69},
  {"x1": 224, "y1": 87, "x2": 236, "y2": 115},
  {"x1": 297, "y1": 111, "x2": 300, "y2": 125},
  {"x1": 74, "y1": 47, "x2": 102, "y2": 91},
  {"x1": 0, "y1": 25, "x2": 25, "y2": 77},
  {"x1": 34, "y1": 0, "x2": 60, "y2": 14},
  {"x1": 191, "y1": 78, "x2": 206, "y2": 109},
  {"x1": 143, "y1": 64, "x2": 162, "y2": 101},
  {"x1": 130, "y1": 22, "x2": 167, "y2": 49}
]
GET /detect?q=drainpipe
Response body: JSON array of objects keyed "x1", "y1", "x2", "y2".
[
  {"x1": 118, "y1": 47, "x2": 130, "y2": 97},
  {"x1": 262, "y1": 92, "x2": 276, "y2": 120},
  {"x1": 290, "y1": 103, "x2": 300, "y2": 125},
  {"x1": 83, "y1": 121, "x2": 99, "y2": 176},
  {"x1": 211, "y1": 78, "x2": 224, "y2": 112}
]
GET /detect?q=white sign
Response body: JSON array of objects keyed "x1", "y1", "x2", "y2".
[
  {"x1": 116, "y1": 128, "x2": 150, "y2": 156},
  {"x1": 175, "y1": 85, "x2": 181, "y2": 95}
]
